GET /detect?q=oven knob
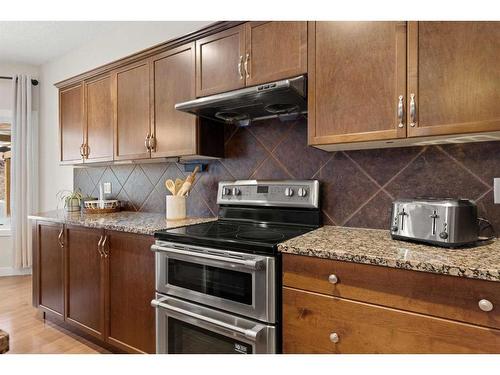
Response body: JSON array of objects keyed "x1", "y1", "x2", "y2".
[
  {"x1": 284, "y1": 187, "x2": 294, "y2": 197},
  {"x1": 439, "y1": 231, "x2": 448, "y2": 239},
  {"x1": 232, "y1": 187, "x2": 241, "y2": 196},
  {"x1": 223, "y1": 187, "x2": 232, "y2": 196},
  {"x1": 297, "y1": 188, "x2": 307, "y2": 197}
]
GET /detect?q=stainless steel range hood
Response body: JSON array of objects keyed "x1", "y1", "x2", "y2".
[{"x1": 175, "y1": 75, "x2": 307, "y2": 126}]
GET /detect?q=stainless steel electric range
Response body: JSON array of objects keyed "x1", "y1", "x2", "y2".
[{"x1": 151, "y1": 180, "x2": 321, "y2": 354}]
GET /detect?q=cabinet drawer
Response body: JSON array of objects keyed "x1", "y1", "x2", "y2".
[
  {"x1": 283, "y1": 254, "x2": 500, "y2": 330},
  {"x1": 283, "y1": 287, "x2": 500, "y2": 354}
]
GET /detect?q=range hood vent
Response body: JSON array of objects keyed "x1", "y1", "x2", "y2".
[{"x1": 175, "y1": 75, "x2": 307, "y2": 126}]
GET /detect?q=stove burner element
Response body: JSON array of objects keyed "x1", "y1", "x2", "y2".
[
  {"x1": 186, "y1": 222, "x2": 238, "y2": 237},
  {"x1": 236, "y1": 230, "x2": 285, "y2": 242}
]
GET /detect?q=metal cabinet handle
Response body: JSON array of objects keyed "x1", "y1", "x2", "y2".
[
  {"x1": 102, "y1": 235, "x2": 108, "y2": 258},
  {"x1": 79, "y1": 144, "x2": 85, "y2": 157},
  {"x1": 145, "y1": 133, "x2": 151, "y2": 151},
  {"x1": 329, "y1": 332, "x2": 340, "y2": 343},
  {"x1": 244, "y1": 53, "x2": 250, "y2": 79},
  {"x1": 84, "y1": 144, "x2": 90, "y2": 158},
  {"x1": 97, "y1": 235, "x2": 104, "y2": 258},
  {"x1": 328, "y1": 274, "x2": 338, "y2": 284},
  {"x1": 238, "y1": 55, "x2": 244, "y2": 80},
  {"x1": 151, "y1": 298, "x2": 264, "y2": 340},
  {"x1": 478, "y1": 299, "x2": 494, "y2": 312},
  {"x1": 409, "y1": 93, "x2": 416, "y2": 127},
  {"x1": 148, "y1": 135, "x2": 156, "y2": 152},
  {"x1": 397, "y1": 95, "x2": 404, "y2": 128},
  {"x1": 57, "y1": 227, "x2": 64, "y2": 248}
]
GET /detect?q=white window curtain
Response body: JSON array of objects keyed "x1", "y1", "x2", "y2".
[{"x1": 11, "y1": 75, "x2": 38, "y2": 269}]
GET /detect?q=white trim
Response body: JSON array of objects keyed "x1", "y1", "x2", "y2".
[{"x1": 0, "y1": 267, "x2": 32, "y2": 277}]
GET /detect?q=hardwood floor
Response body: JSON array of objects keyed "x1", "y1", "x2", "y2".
[{"x1": 0, "y1": 275, "x2": 109, "y2": 354}]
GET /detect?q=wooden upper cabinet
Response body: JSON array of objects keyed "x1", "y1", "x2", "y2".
[
  {"x1": 408, "y1": 21, "x2": 500, "y2": 138},
  {"x1": 65, "y1": 225, "x2": 105, "y2": 340},
  {"x1": 106, "y1": 231, "x2": 155, "y2": 354},
  {"x1": 308, "y1": 21, "x2": 407, "y2": 146},
  {"x1": 196, "y1": 25, "x2": 246, "y2": 97},
  {"x1": 114, "y1": 59, "x2": 151, "y2": 160},
  {"x1": 59, "y1": 84, "x2": 84, "y2": 163},
  {"x1": 151, "y1": 43, "x2": 197, "y2": 157},
  {"x1": 245, "y1": 21, "x2": 307, "y2": 86},
  {"x1": 84, "y1": 74, "x2": 113, "y2": 163},
  {"x1": 36, "y1": 222, "x2": 64, "y2": 317}
]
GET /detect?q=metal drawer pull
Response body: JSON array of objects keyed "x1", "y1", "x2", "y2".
[
  {"x1": 329, "y1": 332, "x2": 339, "y2": 343},
  {"x1": 328, "y1": 274, "x2": 338, "y2": 284},
  {"x1": 397, "y1": 95, "x2": 404, "y2": 128},
  {"x1": 238, "y1": 55, "x2": 244, "y2": 80},
  {"x1": 151, "y1": 244, "x2": 264, "y2": 270},
  {"x1": 478, "y1": 299, "x2": 494, "y2": 312},
  {"x1": 151, "y1": 299, "x2": 263, "y2": 340},
  {"x1": 409, "y1": 93, "x2": 416, "y2": 127}
]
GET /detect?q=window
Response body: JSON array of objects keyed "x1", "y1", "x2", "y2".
[{"x1": 0, "y1": 122, "x2": 11, "y2": 222}]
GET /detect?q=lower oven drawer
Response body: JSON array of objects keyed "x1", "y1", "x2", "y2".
[
  {"x1": 152, "y1": 241, "x2": 276, "y2": 323},
  {"x1": 283, "y1": 287, "x2": 500, "y2": 354},
  {"x1": 152, "y1": 294, "x2": 276, "y2": 354}
]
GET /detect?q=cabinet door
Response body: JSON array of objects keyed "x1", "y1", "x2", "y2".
[
  {"x1": 65, "y1": 226, "x2": 105, "y2": 340},
  {"x1": 245, "y1": 21, "x2": 307, "y2": 86},
  {"x1": 105, "y1": 231, "x2": 155, "y2": 353},
  {"x1": 308, "y1": 22, "x2": 407, "y2": 146},
  {"x1": 114, "y1": 59, "x2": 151, "y2": 160},
  {"x1": 408, "y1": 21, "x2": 500, "y2": 138},
  {"x1": 36, "y1": 222, "x2": 65, "y2": 317},
  {"x1": 196, "y1": 25, "x2": 246, "y2": 97},
  {"x1": 151, "y1": 43, "x2": 197, "y2": 158},
  {"x1": 84, "y1": 74, "x2": 114, "y2": 163},
  {"x1": 59, "y1": 84, "x2": 84, "y2": 163},
  {"x1": 283, "y1": 287, "x2": 500, "y2": 354}
]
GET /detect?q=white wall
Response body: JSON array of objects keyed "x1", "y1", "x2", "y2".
[
  {"x1": 39, "y1": 21, "x2": 211, "y2": 211},
  {"x1": 0, "y1": 62, "x2": 39, "y2": 274}
]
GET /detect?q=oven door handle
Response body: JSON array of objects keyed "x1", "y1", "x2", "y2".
[
  {"x1": 151, "y1": 298, "x2": 264, "y2": 341},
  {"x1": 151, "y1": 244, "x2": 264, "y2": 270}
]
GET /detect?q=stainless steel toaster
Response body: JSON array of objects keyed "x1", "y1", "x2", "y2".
[{"x1": 390, "y1": 198, "x2": 480, "y2": 247}]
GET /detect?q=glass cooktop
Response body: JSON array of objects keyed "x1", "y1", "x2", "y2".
[{"x1": 154, "y1": 220, "x2": 315, "y2": 255}]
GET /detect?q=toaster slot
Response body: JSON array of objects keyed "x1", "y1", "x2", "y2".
[{"x1": 430, "y1": 210, "x2": 438, "y2": 236}]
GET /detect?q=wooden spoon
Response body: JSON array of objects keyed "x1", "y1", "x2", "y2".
[
  {"x1": 165, "y1": 179, "x2": 176, "y2": 195},
  {"x1": 174, "y1": 179, "x2": 184, "y2": 196}
]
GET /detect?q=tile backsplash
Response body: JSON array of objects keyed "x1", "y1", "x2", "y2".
[{"x1": 74, "y1": 117, "x2": 500, "y2": 231}]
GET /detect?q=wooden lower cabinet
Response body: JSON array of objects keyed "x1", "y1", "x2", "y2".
[
  {"x1": 283, "y1": 287, "x2": 500, "y2": 354},
  {"x1": 106, "y1": 231, "x2": 155, "y2": 354},
  {"x1": 35, "y1": 222, "x2": 65, "y2": 317},
  {"x1": 32, "y1": 222, "x2": 156, "y2": 353},
  {"x1": 65, "y1": 225, "x2": 105, "y2": 340}
]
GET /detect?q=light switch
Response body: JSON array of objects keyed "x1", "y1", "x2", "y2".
[
  {"x1": 103, "y1": 182, "x2": 112, "y2": 195},
  {"x1": 494, "y1": 178, "x2": 500, "y2": 204}
]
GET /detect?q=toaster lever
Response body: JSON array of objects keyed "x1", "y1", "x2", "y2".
[
  {"x1": 430, "y1": 210, "x2": 439, "y2": 235},
  {"x1": 398, "y1": 209, "x2": 408, "y2": 231}
]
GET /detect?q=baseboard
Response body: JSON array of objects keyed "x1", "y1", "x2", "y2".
[{"x1": 0, "y1": 267, "x2": 32, "y2": 277}]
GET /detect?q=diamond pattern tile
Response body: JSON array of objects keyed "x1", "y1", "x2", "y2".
[
  {"x1": 273, "y1": 121, "x2": 331, "y2": 179},
  {"x1": 123, "y1": 166, "x2": 154, "y2": 210},
  {"x1": 141, "y1": 163, "x2": 168, "y2": 187},
  {"x1": 319, "y1": 152, "x2": 380, "y2": 225},
  {"x1": 72, "y1": 117, "x2": 500, "y2": 233},
  {"x1": 221, "y1": 127, "x2": 267, "y2": 180},
  {"x1": 386, "y1": 147, "x2": 490, "y2": 201},
  {"x1": 93, "y1": 167, "x2": 122, "y2": 199}
]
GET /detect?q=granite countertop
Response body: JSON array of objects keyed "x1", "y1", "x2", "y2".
[
  {"x1": 278, "y1": 226, "x2": 500, "y2": 282},
  {"x1": 29, "y1": 210, "x2": 217, "y2": 236}
]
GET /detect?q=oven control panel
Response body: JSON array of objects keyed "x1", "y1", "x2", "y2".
[{"x1": 217, "y1": 180, "x2": 319, "y2": 208}]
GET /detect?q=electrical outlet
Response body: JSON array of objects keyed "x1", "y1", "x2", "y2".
[
  {"x1": 494, "y1": 178, "x2": 500, "y2": 204},
  {"x1": 103, "y1": 182, "x2": 112, "y2": 195}
]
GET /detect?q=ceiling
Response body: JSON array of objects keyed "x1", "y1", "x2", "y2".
[{"x1": 0, "y1": 21, "x2": 124, "y2": 65}]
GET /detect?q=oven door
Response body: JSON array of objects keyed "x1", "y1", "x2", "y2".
[
  {"x1": 152, "y1": 294, "x2": 276, "y2": 354},
  {"x1": 152, "y1": 241, "x2": 276, "y2": 323}
]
